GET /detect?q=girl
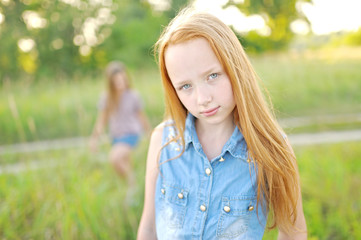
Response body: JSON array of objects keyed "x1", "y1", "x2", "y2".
[
  {"x1": 138, "y1": 8, "x2": 307, "y2": 240},
  {"x1": 90, "y1": 61, "x2": 150, "y2": 186}
]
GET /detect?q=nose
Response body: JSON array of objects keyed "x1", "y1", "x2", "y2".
[{"x1": 196, "y1": 86, "x2": 212, "y2": 106}]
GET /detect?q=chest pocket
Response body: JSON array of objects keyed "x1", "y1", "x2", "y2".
[
  {"x1": 158, "y1": 183, "x2": 189, "y2": 229},
  {"x1": 216, "y1": 195, "x2": 257, "y2": 239}
]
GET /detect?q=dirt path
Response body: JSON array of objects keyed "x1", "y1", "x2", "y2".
[
  {"x1": 1, "y1": 129, "x2": 361, "y2": 155},
  {"x1": 1, "y1": 129, "x2": 361, "y2": 174},
  {"x1": 278, "y1": 113, "x2": 361, "y2": 128},
  {"x1": 2, "y1": 112, "x2": 361, "y2": 155}
]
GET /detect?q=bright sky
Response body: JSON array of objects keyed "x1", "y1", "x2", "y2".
[{"x1": 193, "y1": 0, "x2": 361, "y2": 35}]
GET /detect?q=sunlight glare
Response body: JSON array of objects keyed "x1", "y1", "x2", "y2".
[
  {"x1": 18, "y1": 38, "x2": 36, "y2": 52},
  {"x1": 0, "y1": 12, "x2": 4, "y2": 25},
  {"x1": 300, "y1": 0, "x2": 361, "y2": 35},
  {"x1": 193, "y1": 1, "x2": 266, "y2": 33},
  {"x1": 194, "y1": 0, "x2": 361, "y2": 35},
  {"x1": 22, "y1": 11, "x2": 47, "y2": 29}
]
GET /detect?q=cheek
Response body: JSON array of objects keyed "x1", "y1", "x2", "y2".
[
  {"x1": 222, "y1": 78, "x2": 233, "y2": 92},
  {"x1": 177, "y1": 92, "x2": 194, "y2": 110}
]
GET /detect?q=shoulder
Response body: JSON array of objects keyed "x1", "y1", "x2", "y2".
[
  {"x1": 125, "y1": 89, "x2": 143, "y2": 105},
  {"x1": 149, "y1": 120, "x2": 174, "y2": 147},
  {"x1": 151, "y1": 123, "x2": 165, "y2": 141},
  {"x1": 126, "y1": 89, "x2": 140, "y2": 99},
  {"x1": 146, "y1": 123, "x2": 165, "y2": 172},
  {"x1": 150, "y1": 121, "x2": 170, "y2": 143}
]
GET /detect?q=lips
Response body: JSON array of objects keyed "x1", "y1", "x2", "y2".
[{"x1": 202, "y1": 106, "x2": 219, "y2": 117}]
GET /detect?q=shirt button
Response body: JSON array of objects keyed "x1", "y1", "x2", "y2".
[
  {"x1": 161, "y1": 188, "x2": 165, "y2": 194},
  {"x1": 200, "y1": 204, "x2": 207, "y2": 212},
  {"x1": 205, "y1": 168, "x2": 212, "y2": 176},
  {"x1": 178, "y1": 193, "x2": 184, "y2": 199},
  {"x1": 219, "y1": 157, "x2": 225, "y2": 162},
  {"x1": 248, "y1": 205, "x2": 254, "y2": 211},
  {"x1": 223, "y1": 206, "x2": 231, "y2": 213}
]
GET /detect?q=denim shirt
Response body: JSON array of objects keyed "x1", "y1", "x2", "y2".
[{"x1": 155, "y1": 114, "x2": 267, "y2": 240}]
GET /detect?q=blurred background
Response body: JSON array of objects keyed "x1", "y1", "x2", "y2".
[{"x1": 0, "y1": 0, "x2": 360, "y2": 239}]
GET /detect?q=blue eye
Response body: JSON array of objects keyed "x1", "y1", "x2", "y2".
[
  {"x1": 209, "y1": 73, "x2": 218, "y2": 79},
  {"x1": 181, "y1": 84, "x2": 191, "y2": 90}
]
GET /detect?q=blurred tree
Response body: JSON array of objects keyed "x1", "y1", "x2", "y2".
[
  {"x1": 339, "y1": 28, "x2": 361, "y2": 46},
  {"x1": 164, "y1": 0, "x2": 190, "y2": 18},
  {"x1": 0, "y1": 0, "x2": 168, "y2": 81},
  {"x1": 97, "y1": 0, "x2": 168, "y2": 69},
  {"x1": 227, "y1": 0, "x2": 311, "y2": 52},
  {"x1": 0, "y1": 0, "x2": 29, "y2": 80}
]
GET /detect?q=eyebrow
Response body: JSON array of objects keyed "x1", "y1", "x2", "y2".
[
  {"x1": 172, "y1": 80, "x2": 189, "y2": 88},
  {"x1": 171, "y1": 64, "x2": 222, "y2": 87},
  {"x1": 201, "y1": 64, "x2": 222, "y2": 77}
]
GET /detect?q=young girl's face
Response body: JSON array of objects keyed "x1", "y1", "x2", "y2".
[
  {"x1": 165, "y1": 37, "x2": 236, "y2": 127},
  {"x1": 112, "y1": 72, "x2": 127, "y2": 91}
]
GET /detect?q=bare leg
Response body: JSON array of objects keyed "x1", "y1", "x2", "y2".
[
  {"x1": 109, "y1": 143, "x2": 138, "y2": 208},
  {"x1": 109, "y1": 143, "x2": 135, "y2": 187}
]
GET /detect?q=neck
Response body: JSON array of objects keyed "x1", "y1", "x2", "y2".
[
  {"x1": 195, "y1": 116, "x2": 235, "y2": 160},
  {"x1": 195, "y1": 113, "x2": 234, "y2": 136}
]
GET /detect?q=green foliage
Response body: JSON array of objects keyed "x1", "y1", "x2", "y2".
[
  {"x1": 342, "y1": 28, "x2": 361, "y2": 46},
  {"x1": 0, "y1": 0, "x2": 168, "y2": 81},
  {"x1": 97, "y1": 1, "x2": 167, "y2": 68},
  {"x1": 228, "y1": 0, "x2": 311, "y2": 52},
  {"x1": 237, "y1": 30, "x2": 275, "y2": 53},
  {"x1": 251, "y1": 49, "x2": 361, "y2": 117},
  {"x1": 328, "y1": 28, "x2": 361, "y2": 47},
  {"x1": 295, "y1": 142, "x2": 361, "y2": 239}
]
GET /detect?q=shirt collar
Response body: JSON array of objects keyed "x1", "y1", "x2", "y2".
[
  {"x1": 184, "y1": 113, "x2": 196, "y2": 149},
  {"x1": 183, "y1": 113, "x2": 248, "y2": 159}
]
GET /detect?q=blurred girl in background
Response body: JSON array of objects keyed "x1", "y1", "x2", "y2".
[{"x1": 90, "y1": 61, "x2": 150, "y2": 188}]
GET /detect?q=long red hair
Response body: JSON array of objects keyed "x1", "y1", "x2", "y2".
[{"x1": 154, "y1": 8, "x2": 300, "y2": 233}]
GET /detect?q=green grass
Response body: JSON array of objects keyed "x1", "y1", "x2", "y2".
[
  {"x1": 0, "y1": 140, "x2": 149, "y2": 239},
  {"x1": 1, "y1": 47, "x2": 361, "y2": 238},
  {"x1": 0, "y1": 66, "x2": 164, "y2": 145},
  {"x1": 1, "y1": 47, "x2": 361, "y2": 145},
  {"x1": 284, "y1": 121, "x2": 361, "y2": 134},
  {"x1": 1, "y1": 140, "x2": 360, "y2": 239},
  {"x1": 252, "y1": 50, "x2": 361, "y2": 117},
  {"x1": 296, "y1": 142, "x2": 361, "y2": 239}
]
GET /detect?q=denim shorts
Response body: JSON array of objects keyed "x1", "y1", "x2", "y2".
[{"x1": 112, "y1": 134, "x2": 140, "y2": 148}]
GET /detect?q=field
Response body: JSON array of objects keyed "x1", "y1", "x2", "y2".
[
  {"x1": 1, "y1": 48, "x2": 361, "y2": 145},
  {"x1": 1, "y1": 48, "x2": 361, "y2": 239}
]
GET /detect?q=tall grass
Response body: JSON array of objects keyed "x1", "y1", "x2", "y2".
[
  {"x1": 0, "y1": 140, "x2": 148, "y2": 239},
  {"x1": 252, "y1": 48, "x2": 361, "y2": 117},
  {"x1": 1, "y1": 140, "x2": 360, "y2": 239},
  {"x1": 1, "y1": 48, "x2": 361, "y2": 145},
  {"x1": 0, "y1": 67, "x2": 164, "y2": 145}
]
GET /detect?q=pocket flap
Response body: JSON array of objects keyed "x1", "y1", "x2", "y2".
[
  {"x1": 160, "y1": 183, "x2": 189, "y2": 206},
  {"x1": 221, "y1": 195, "x2": 256, "y2": 216}
]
